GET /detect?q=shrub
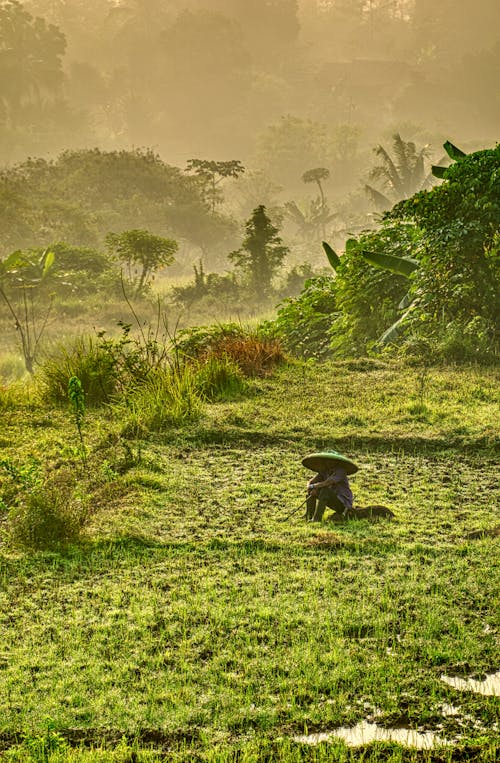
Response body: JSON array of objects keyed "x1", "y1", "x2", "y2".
[
  {"x1": 8, "y1": 470, "x2": 89, "y2": 549},
  {"x1": 175, "y1": 323, "x2": 286, "y2": 376},
  {"x1": 272, "y1": 275, "x2": 338, "y2": 359}
]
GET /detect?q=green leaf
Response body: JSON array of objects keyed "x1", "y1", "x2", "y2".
[
  {"x1": 0, "y1": 251, "x2": 29, "y2": 277},
  {"x1": 322, "y1": 241, "x2": 341, "y2": 272},
  {"x1": 361, "y1": 250, "x2": 419, "y2": 278},
  {"x1": 443, "y1": 141, "x2": 467, "y2": 162},
  {"x1": 345, "y1": 238, "x2": 358, "y2": 253},
  {"x1": 42, "y1": 250, "x2": 55, "y2": 277},
  {"x1": 378, "y1": 302, "x2": 417, "y2": 344},
  {"x1": 431, "y1": 165, "x2": 448, "y2": 179}
]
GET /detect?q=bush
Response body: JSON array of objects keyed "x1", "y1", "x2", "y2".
[
  {"x1": 272, "y1": 276, "x2": 338, "y2": 359},
  {"x1": 39, "y1": 335, "x2": 119, "y2": 405},
  {"x1": 8, "y1": 470, "x2": 89, "y2": 549},
  {"x1": 174, "y1": 323, "x2": 286, "y2": 376}
]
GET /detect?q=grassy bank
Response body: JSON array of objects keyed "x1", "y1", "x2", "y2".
[{"x1": 0, "y1": 361, "x2": 498, "y2": 761}]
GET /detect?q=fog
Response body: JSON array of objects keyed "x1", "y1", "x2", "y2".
[
  {"x1": 4, "y1": 0, "x2": 499, "y2": 169},
  {"x1": 0, "y1": 0, "x2": 499, "y2": 268}
]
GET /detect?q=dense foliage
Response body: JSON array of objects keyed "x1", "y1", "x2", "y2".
[
  {"x1": 0, "y1": 148, "x2": 237, "y2": 261},
  {"x1": 390, "y1": 145, "x2": 500, "y2": 348},
  {"x1": 272, "y1": 144, "x2": 499, "y2": 361}
]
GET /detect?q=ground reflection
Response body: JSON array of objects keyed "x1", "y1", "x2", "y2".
[
  {"x1": 293, "y1": 720, "x2": 449, "y2": 749},
  {"x1": 441, "y1": 670, "x2": 500, "y2": 696}
]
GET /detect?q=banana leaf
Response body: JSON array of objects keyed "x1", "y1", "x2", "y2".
[
  {"x1": 398, "y1": 291, "x2": 413, "y2": 310},
  {"x1": 41, "y1": 249, "x2": 55, "y2": 277},
  {"x1": 322, "y1": 241, "x2": 341, "y2": 272},
  {"x1": 431, "y1": 165, "x2": 448, "y2": 179},
  {"x1": 443, "y1": 140, "x2": 467, "y2": 162},
  {"x1": 378, "y1": 302, "x2": 417, "y2": 345},
  {"x1": 361, "y1": 250, "x2": 419, "y2": 278},
  {"x1": 364, "y1": 184, "x2": 392, "y2": 210}
]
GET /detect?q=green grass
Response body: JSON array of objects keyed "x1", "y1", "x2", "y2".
[{"x1": 0, "y1": 361, "x2": 498, "y2": 761}]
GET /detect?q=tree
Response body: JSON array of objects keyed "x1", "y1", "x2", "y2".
[
  {"x1": 0, "y1": 248, "x2": 55, "y2": 373},
  {"x1": 228, "y1": 205, "x2": 288, "y2": 295},
  {"x1": 0, "y1": 0, "x2": 66, "y2": 124},
  {"x1": 185, "y1": 159, "x2": 245, "y2": 214},
  {"x1": 105, "y1": 229, "x2": 177, "y2": 294},
  {"x1": 284, "y1": 198, "x2": 336, "y2": 243},
  {"x1": 365, "y1": 134, "x2": 431, "y2": 210},
  {"x1": 302, "y1": 167, "x2": 330, "y2": 238}
]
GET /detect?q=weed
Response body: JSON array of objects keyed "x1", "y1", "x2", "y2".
[
  {"x1": 39, "y1": 335, "x2": 118, "y2": 406},
  {"x1": 68, "y1": 375, "x2": 87, "y2": 467}
]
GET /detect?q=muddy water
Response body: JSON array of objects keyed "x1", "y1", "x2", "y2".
[
  {"x1": 293, "y1": 721, "x2": 448, "y2": 749},
  {"x1": 441, "y1": 670, "x2": 500, "y2": 696}
]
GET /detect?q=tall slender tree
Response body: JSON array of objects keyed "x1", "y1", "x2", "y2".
[{"x1": 228, "y1": 205, "x2": 288, "y2": 295}]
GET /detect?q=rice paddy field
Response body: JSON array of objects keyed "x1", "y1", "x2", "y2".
[{"x1": 0, "y1": 359, "x2": 499, "y2": 762}]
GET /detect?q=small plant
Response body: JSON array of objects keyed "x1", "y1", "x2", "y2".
[
  {"x1": 0, "y1": 248, "x2": 56, "y2": 374},
  {"x1": 68, "y1": 375, "x2": 87, "y2": 467}
]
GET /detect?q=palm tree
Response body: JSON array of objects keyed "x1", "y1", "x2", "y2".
[{"x1": 302, "y1": 167, "x2": 330, "y2": 237}]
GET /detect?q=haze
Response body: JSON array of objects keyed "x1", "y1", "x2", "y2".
[{"x1": 3, "y1": 0, "x2": 499, "y2": 186}]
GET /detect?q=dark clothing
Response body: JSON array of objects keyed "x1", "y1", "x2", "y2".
[{"x1": 306, "y1": 466, "x2": 353, "y2": 521}]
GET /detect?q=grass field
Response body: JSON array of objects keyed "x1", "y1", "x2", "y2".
[{"x1": 0, "y1": 360, "x2": 499, "y2": 761}]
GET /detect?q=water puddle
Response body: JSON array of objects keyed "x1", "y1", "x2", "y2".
[
  {"x1": 293, "y1": 721, "x2": 448, "y2": 749},
  {"x1": 441, "y1": 670, "x2": 500, "y2": 696}
]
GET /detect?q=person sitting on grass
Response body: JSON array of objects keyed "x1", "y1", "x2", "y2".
[{"x1": 303, "y1": 450, "x2": 358, "y2": 522}]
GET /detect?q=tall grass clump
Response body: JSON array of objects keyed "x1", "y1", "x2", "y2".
[
  {"x1": 117, "y1": 365, "x2": 203, "y2": 437},
  {"x1": 39, "y1": 335, "x2": 118, "y2": 405},
  {"x1": 194, "y1": 354, "x2": 247, "y2": 401}
]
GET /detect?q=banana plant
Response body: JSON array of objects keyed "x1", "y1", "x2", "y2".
[
  {"x1": 323, "y1": 238, "x2": 420, "y2": 345},
  {"x1": 0, "y1": 248, "x2": 56, "y2": 373}
]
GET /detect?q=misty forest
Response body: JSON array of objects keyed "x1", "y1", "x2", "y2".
[{"x1": 0, "y1": 0, "x2": 499, "y2": 761}]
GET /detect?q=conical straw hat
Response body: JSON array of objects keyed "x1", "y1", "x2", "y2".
[{"x1": 302, "y1": 450, "x2": 358, "y2": 475}]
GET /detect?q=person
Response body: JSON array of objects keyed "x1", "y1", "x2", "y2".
[{"x1": 302, "y1": 450, "x2": 357, "y2": 522}]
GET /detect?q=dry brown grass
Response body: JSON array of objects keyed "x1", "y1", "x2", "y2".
[{"x1": 202, "y1": 335, "x2": 286, "y2": 377}]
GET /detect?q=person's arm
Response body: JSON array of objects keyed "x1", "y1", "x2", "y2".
[
  {"x1": 317, "y1": 468, "x2": 344, "y2": 489},
  {"x1": 307, "y1": 474, "x2": 321, "y2": 492}
]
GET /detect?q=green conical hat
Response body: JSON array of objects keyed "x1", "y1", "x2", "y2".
[{"x1": 302, "y1": 450, "x2": 359, "y2": 475}]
